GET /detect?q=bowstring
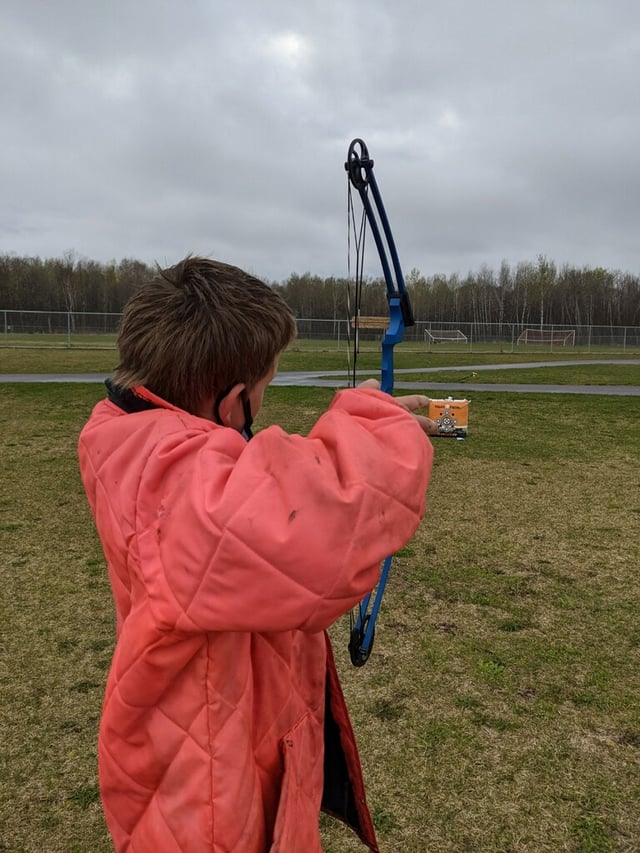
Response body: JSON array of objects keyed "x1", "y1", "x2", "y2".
[
  {"x1": 346, "y1": 179, "x2": 367, "y2": 389},
  {"x1": 346, "y1": 178, "x2": 369, "y2": 637}
]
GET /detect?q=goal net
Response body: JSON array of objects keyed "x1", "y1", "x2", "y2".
[
  {"x1": 423, "y1": 328, "x2": 468, "y2": 343},
  {"x1": 517, "y1": 328, "x2": 576, "y2": 346}
]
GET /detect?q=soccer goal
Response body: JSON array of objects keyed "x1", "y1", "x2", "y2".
[
  {"x1": 517, "y1": 328, "x2": 576, "y2": 346},
  {"x1": 423, "y1": 328, "x2": 468, "y2": 344}
]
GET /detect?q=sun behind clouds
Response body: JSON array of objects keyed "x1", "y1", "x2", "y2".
[{"x1": 266, "y1": 31, "x2": 312, "y2": 69}]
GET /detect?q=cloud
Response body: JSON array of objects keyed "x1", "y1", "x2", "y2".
[
  {"x1": 265, "y1": 31, "x2": 313, "y2": 69},
  {"x1": 1, "y1": 0, "x2": 639, "y2": 281}
]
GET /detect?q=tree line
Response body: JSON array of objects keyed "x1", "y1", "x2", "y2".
[{"x1": 1, "y1": 252, "x2": 638, "y2": 328}]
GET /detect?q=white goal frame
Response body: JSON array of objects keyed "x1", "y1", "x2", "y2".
[
  {"x1": 517, "y1": 328, "x2": 576, "y2": 346},
  {"x1": 423, "y1": 328, "x2": 468, "y2": 343}
]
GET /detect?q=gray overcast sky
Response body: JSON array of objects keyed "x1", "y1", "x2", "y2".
[{"x1": 1, "y1": 0, "x2": 639, "y2": 282}]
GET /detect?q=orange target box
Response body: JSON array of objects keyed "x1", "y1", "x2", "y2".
[{"x1": 428, "y1": 397, "x2": 469, "y2": 437}]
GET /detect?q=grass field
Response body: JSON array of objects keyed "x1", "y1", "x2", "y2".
[
  {"x1": 1, "y1": 351, "x2": 639, "y2": 852},
  {"x1": 2, "y1": 343, "x2": 639, "y2": 377},
  {"x1": 2, "y1": 331, "x2": 639, "y2": 359}
]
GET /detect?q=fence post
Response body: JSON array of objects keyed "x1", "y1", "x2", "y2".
[{"x1": 67, "y1": 311, "x2": 71, "y2": 348}]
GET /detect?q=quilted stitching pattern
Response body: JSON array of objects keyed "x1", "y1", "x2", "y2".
[{"x1": 78, "y1": 387, "x2": 432, "y2": 851}]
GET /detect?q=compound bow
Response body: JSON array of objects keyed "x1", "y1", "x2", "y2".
[{"x1": 345, "y1": 137, "x2": 415, "y2": 666}]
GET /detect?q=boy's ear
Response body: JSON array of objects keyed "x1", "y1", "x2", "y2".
[{"x1": 216, "y1": 383, "x2": 246, "y2": 424}]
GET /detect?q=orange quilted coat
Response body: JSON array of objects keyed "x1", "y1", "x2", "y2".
[{"x1": 78, "y1": 385, "x2": 433, "y2": 852}]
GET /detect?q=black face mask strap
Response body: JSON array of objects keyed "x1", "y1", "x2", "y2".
[
  {"x1": 213, "y1": 383, "x2": 253, "y2": 441},
  {"x1": 241, "y1": 390, "x2": 254, "y2": 441}
]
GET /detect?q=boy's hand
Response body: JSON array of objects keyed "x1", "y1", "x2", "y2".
[{"x1": 357, "y1": 379, "x2": 439, "y2": 436}]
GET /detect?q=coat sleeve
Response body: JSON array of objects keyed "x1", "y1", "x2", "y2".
[{"x1": 135, "y1": 388, "x2": 433, "y2": 633}]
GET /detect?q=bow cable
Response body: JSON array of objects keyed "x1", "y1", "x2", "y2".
[{"x1": 346, "y1": 179, "x2": 367, "y2": 388}]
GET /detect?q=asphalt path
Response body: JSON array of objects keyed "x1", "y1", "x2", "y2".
[{"x1": 2, "y1": 360, "x2": 639, "y2": 396}]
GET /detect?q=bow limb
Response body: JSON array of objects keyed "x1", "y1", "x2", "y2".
[{"x1": 344, "y1": 138, "x2": 415, "y2": 666}]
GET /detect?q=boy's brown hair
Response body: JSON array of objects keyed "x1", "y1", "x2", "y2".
[{"x1": 112, "y1": 256, "x2": 297, "y2": 413}]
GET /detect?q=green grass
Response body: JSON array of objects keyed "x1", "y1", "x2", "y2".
[
  {"x1": 1, "y1": 342, "x2": 638, "y2": 377},
  {"x1": 399, "y1": 363, "x2": 640, "y2": 386},
  {"x1": 2, "y1": 329, "x2": 639, "y2": 359},
  {"x1": 1, "y1": 352, "x2": 639, "y2": 852}
]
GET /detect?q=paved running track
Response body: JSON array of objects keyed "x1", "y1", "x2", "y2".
[{"x1": 2, "y1": 360, "x2": 639, "y2": 396}]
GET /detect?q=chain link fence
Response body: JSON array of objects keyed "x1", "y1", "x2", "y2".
[{"x1": 2, "y1": 310, "x2": 639, "y2": 352}]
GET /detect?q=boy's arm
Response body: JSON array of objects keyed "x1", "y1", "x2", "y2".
[{"x1": 137, "y1": 388, "x2": 433, "y2": 634}]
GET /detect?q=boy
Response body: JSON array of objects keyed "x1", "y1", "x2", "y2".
[{"x1": 78, "y1": 256, "x2": 434, "y2": 852}]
